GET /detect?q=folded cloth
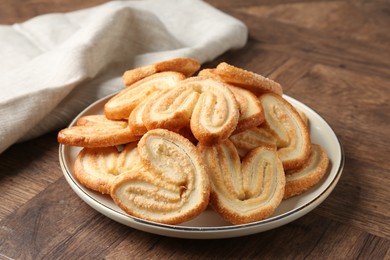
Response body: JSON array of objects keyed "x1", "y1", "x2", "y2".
[{"x1": 0, "y1": 0, "x2": 247, "y2": 154}]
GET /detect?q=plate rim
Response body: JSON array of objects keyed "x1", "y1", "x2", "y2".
[{"x1": 58, "y1": 93, "x2": 344, "y2": 238}]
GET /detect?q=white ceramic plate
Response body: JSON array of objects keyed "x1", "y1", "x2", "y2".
[{"x1": 59, "y1": 94, "x2": 344, "y2": 239}]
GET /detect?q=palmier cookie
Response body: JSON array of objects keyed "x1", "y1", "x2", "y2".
[
  {"x1": 200, "y1": 63, "x2": 283, "y2": 96},
  {"x1": 142, "y1": 77, "x2": 240, "y2": 145},
  {"x1": 57, "y1": 115, "x2": 139, "y2": 147},
  {"x1": 104, "y1": 72, "x2": 185, "y2": 120},
  {"x1": 74, "y1": 142, "x2": 140, "y2": 194},
  {"x1": 259, "y1": 93, "x2": 311, "y2": 171},
  {"x1": 110, "y1": 129, "x2": 210, "y2": 225},
  {"x1": 284, "y1": 144, "x2": 330, "y2": 199},
  {"x1": 198, "y1": 140, "x2": 285, "y2": 225},
  {"x1": 229, "y1": 105, "x2": 309, "y2": 157},
  {"x1": 123, "y1": 58, "x2": 200, "y2": 86},
  {"x1": 197, "y1": 72, "x2": 264, "y2": 133}
]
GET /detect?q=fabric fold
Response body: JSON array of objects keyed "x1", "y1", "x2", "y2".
[{"x1": 0, "y1": 0, "x2": 247, "y2": 153}]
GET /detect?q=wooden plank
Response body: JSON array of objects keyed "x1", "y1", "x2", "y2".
[
  {"x1": 0, "y1": 177, "x2": 131, "y2": 259},
  {"x1": 0, "y1": 132, "x2": 61, "y2": 220},
  {"x1": 0, "y1": 0, "x2": 111, "y2": 24},
  {"x1": 238, "y1": 1, "x2": 390, "y2": 48},
  {"x1": 315, "y1": 159, "x2": 390, "y2": 239},
  {"x1": 225, "y1": 7, "x2": 390, "y2": 79}
]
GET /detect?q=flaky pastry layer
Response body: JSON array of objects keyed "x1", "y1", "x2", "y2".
[
  {"x1": 198, "y1": 140, "x2": 285, "y2": 225},
  {"x1": 110, "y1": 129, "x2": 210, "y2": 225}
]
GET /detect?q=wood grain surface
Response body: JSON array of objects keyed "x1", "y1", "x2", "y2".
[{"x1": 0, "y1": 0, "x2": 389, "y2": 259}]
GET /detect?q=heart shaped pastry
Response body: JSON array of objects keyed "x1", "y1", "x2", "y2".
[
  {"x1": 186, "y1": 77, "x2": 240, "y2": 145},
  {"x1": 110, "y1": 129, "x2": 210, "y2": 224},
  {"x1": 142, "y1": 77, "x2": 240, "y2": 145},
  {"x1": 230, "y1": 93, "x2": 311, "y2": 171},
  {"x1": 198, "y1": 70, "x2": 265, "y2": 133},
  {"x1": 198, "y1": 140, "x2": 285, "y2": 225},
  {"x1": 259, "y1": 93, "x2": 311, "y2": 170},
  {"x1": 74, "y1": 142, "x2": 140, "y2": 194}
]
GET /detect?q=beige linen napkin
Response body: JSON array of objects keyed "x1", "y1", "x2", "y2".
[{"x1": 0, "y1": 0, "x2": 247, "y2": 153}]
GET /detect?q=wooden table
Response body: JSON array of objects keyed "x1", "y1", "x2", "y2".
[{"x1": 1, "y1": 0, "x2": 389, "y2": 258}]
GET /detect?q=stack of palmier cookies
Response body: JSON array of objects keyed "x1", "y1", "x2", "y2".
[{"x1": 58, "y1": 58, "x2": 330, "y2": 225}]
